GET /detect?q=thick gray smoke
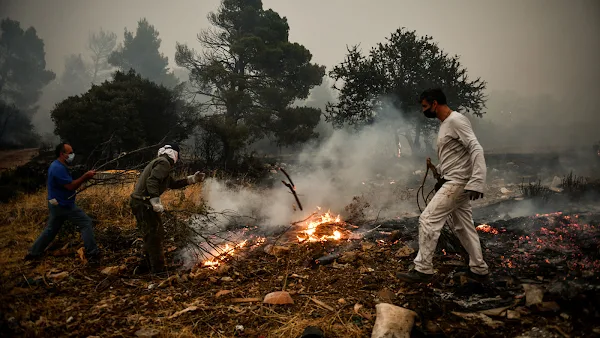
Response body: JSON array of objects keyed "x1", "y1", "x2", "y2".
[
  {"x1": 200, "y1": 98, "x2": 422, "y2": 230},
  {"x1": 471, "y1": 91, "x2": 599, "y2": 153}
]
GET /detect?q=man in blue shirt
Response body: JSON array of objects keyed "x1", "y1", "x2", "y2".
[{"x1": 25, "y1": 143, "x2": 99, "y2": 262}]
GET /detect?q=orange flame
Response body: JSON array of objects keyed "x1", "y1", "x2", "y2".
[
  {"x1": 476, "y1": 224, "x2": 499, "y2": 235},
  {"x1": 297, "y1": 207, "x2": 343, "y2": 243},
  {"x1": 202, "y1": 237, "x2": 265, "y2": 268}
]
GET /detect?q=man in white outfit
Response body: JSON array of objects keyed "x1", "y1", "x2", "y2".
[{"x1": 397, "y1": 88, "x2": 489, "y2": 283}]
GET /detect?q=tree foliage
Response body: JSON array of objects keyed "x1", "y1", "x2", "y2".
[
  {"x1": 0, "y1": 101, "x2": 38, "y2": 148},
  {"x1": 271, "y1": 106, "x2": 321, "y2": 147},
  {"x1": 109, "y1": 18, "x2": 178, "y2": 88},
  {"x1": 0, "y1": 18, "x2": 55, "y2": 148},
  {"x1": 87, "y1": 28, "x2": 117, "y2": 84},
  {"x1": 325, "y1": 28, "x2": 486, "y2": 152},
  {"x1": 0, "y1": 18, "x2": 55, "y2": 115},
  {"x1": 51, "y1": 70, "x2": 196, "y2": 157},
  {"x1": 59, "y1": 54, "x2": 92, "y2": 97},
  {"x1": 175, "y1": 0, "x2": 325, "y2": 164}
]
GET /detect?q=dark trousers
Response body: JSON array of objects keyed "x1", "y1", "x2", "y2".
[
  {"x1": 29, "y1": 203, "x2": 99, "y2": 257},
  {"x1": 130, "y1": 198, "x2": 165, "y2": 273}
]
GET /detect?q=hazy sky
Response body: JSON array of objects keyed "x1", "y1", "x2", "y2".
[{"x1": 2, "y1": 0, "x2": 599, "y2": 101}]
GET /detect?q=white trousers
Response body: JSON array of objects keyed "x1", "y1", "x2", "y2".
[{"x1": 413, "y1": 182, "x2": 489, "y2": 275}]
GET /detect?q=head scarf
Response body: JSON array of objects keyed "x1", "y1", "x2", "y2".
[{"x1": 158, "y1": 144, "x2": 179, "y2": 163}]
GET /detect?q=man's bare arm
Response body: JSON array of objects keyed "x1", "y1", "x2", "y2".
[{"x1": 64, "y1": 171, "x2": 95, "y2": 191}]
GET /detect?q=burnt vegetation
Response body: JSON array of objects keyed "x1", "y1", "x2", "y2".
[
  {"x1": 561, "y1": 171, "x2": 587, "y2": 196},
  {"x1": 519, "y1": 179, "x2": 552, "y2": 201}
]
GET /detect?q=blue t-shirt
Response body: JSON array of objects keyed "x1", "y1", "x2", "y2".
[{"x1": 47, "y1": 160, "x2": 75, "y2": 206}]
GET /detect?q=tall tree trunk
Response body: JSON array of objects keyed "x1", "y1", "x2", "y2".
[{"x1": 220, "y1": 136, "x2": 235, "y2": 169}]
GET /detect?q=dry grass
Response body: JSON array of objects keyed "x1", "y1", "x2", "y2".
[
  {"x1": 266, "y1": 309, "x2": 365, "y2": 338},
  {"x1": 0, "y1": 180, "x2": 204, "y2": 270}
]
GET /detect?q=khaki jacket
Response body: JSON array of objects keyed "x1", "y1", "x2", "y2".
[{"x1": 131, "y1": 155, "x2": 189, "y2": 200}]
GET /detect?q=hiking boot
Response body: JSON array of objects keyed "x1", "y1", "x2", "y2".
[
  {"x1": 24, "y1": 253, "x2": 43, "y2": 262},
  {"x1": 466, "y1": 270, "x2": 489, "y2": 283},
  {"x1": 456, "y1": 269, "x2": 489, "y2": 283},
  {"x1": 396, "y1": 269, "x2": 433, "y2": 283},
  {"x1": 87, "y1": 254, "x2": 102, "y2": 266}
]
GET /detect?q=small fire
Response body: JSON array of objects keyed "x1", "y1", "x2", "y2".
[
  {"x1": 297, "y1": 207, "x2": 344, "y2": 243},
  {"x1": 202, "y1": 237, "x2": 266, "y2": 269},
  {"x1": 476, "y1": 224, "x2": 500, "y2": 235}
]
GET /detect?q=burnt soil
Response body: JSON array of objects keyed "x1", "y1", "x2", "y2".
[{"x1": 1, "y1": 199, "x2": 599, "y2": 337}]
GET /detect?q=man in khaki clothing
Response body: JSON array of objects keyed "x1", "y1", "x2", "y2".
[
  {"x1": 130, "y1": 144, "x2": 205, "y2": 273},
  {"x1": 397, "y1": 88, "x2": 489, "y2": 283}
]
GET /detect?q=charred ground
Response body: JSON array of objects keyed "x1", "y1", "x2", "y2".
[{"x1": 0, "y1": 151, "x2": 599, "y2": 337}]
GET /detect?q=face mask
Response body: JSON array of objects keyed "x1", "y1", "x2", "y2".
[
  {"x1": 423, "y1": 105, "x2": 437, "y2": 119},
  {"x1": 66, "y1": 153, "x2": 75, "y2": 163}
]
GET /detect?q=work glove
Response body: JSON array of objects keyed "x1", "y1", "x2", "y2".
[
  {"x1": 465, "y1": 190, "x2": 484, "y2": 201},
  {"x1": 149, "y1": 197, "x2": 164, "y2": 213},
  {"x1": 187, "y1": 171, "x2": 205, "y2": 184}
]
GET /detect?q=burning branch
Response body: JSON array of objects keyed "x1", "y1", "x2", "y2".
[
  {"x1": 162, "y1": 208, "x2": 263, "y2": 269},
  {"x1": 279, "y1": 167, "x2": 303, "y2": 211}
]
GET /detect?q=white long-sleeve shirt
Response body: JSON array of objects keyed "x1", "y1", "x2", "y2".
[{"x1": 436, "y1": 111, "x2": 486, "y2": 193}]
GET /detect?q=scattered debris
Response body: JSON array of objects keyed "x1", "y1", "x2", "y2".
[
  {"x1": 168, "y1": 306, "x2": 198, "y2": 319},
  {"x1": 451, "y1": 311, "x2": 504, "y2": 329},
  {"x1": 372, "y1": 303, "x2": 418, "y2": 338},
  {"x1": 376, "y1": 288, "x2": 396, "y2": 303},
  {"x1": 134, "y1": 328, "x2": 160, "y2": 338},
  {"x1": 264, "y1": 244, "x2": 291, "y2": 256},
  {"x1": 231, "y1": 298, "x2": 261, "y2": 303},
  {"x1": 353, "y1": 303, "x2": 372, "y2": 320},
  {"x1": 395, "y1": 245, "x2": 415, "y2": 257},
  {"x1": 522, "y1": 284, "x2": 544, "y2": 306},
  {"x1": 77, "y1": 247, "x2": 87, "y2": 263},
  {"x1": 507, "y1": 310, "x2": 521, "y2": 320},
  {"x1": 100, "y1": 265, "x2": 126, "y2": 276},
  {"x1": 215, "y1": 290, "x2": 232, "y2": 298},
  {"x1": 479, "y1": 306, "x2": 510, "y2": 317},
  {"x1": 263, "y1": 291, "x2": 294, "y2": 305},
  {"x1": 158, "y1": 275, "x2": 180, "y2": 288},
  {"x1": 309, "y1": 297, "x2": 334, "y2": 311},
  {"x1": 338, "y1": 251, "x2": 358, "y2": 263},
  {"x1": 47, "y1": 271, "x2": 69, "y2": 281}
]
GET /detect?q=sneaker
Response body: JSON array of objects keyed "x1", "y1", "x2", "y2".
[{"x1": 396, "y1": 269, "x2": 433, "y2": 283}]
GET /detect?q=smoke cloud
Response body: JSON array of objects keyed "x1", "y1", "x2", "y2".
[{"x1": 200, "y1": 99, "x2": 422, "y2": 230}]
